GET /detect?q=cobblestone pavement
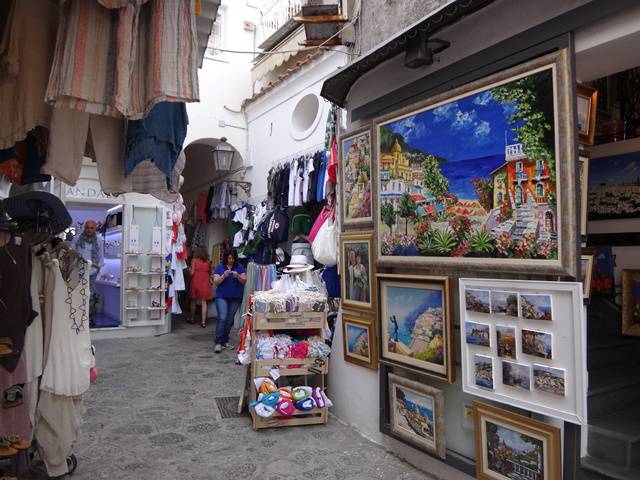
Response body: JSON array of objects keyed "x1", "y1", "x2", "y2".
[{"x1": 28, "y1": 319, "x2": 432, "y2": 480}]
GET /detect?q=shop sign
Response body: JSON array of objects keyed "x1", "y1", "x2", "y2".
[{"x1": 65, "y1": 185, "x2": 121, "y2": 201}]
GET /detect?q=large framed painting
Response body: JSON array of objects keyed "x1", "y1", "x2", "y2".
[
  {"x1": 622, "y1": 270, "x2": 640, "y2": 337},
  {"x1": 459, "y1": 278, "x2": 587, "y2": 425},
  {"x1": 342, "y1": 313, "x2": 377, "y2": 369},
  {"x1": 473, "y1": 401, "x2": 561, "y2": 480},
  {"x1": 373, "y1": 50, "x2": 577, "y2": 276},
  {"x1": 340, "y1": 127, "x2": 372, "y2": 227},
  {"x1": 388, "y1": 372, "x2": 445, "y2": 459},
  {"x1": 588, "y1": 138, "x2": 640, "y2": 220},
  {"x1": 378, "y1": 274, "x2": 454, "y2": 383},
  {"x1": 340, "y1": 232, "x2": 375, "y2": 312}
]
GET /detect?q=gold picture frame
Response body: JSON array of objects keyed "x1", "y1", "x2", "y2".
[
  {"x1": 581, "y1": 247, "x2": 595, "y2": 305},
  {"x1": 342, "y1": 313, "x2": 377, "y2": 370},
  {"x1": 378, "y1": 274, "x2": 455, "y2": 383},
  {"x1": 340, "y1": 232, "x2": 376, "y2": 312},
  {"x1": 473, "y1": 401, "x2": 562, "y2": 480},
  {"x1": 388, "y1": 372, "x2": 445, "y2": 459},
  {"x1": 339, "y1": 126, "x2": 373, "y2": 227},
  {"x1": 579, "y1": 153, "x2": 589, "y2": 237},
  {"x1": 576, "y1": 83, "x2": 598, "y2": 146},
  {"x1": 622, "y1": 269, "x2": 640, "y2": 336}
]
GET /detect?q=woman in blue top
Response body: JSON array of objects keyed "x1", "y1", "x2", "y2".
[{"x1": 212, "y1": 248, "x2": 246, "y2": 353}]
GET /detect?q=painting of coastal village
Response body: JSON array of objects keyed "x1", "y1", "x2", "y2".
[
  {"x1": 392, "y1": 384, "x2": 435, "y2": 446},
  {"x1": 381, "y1": 280, "x2": 448, "y2": 376},
  {"x1": 588, "y1": 150, "x2": 640, "y2": 220},
  {"x1": 475, "y1": 354, "x2": 494, "y2": 389},
  {"x1": 533, "y1": 364, "x2": 565, "y2": 396},
  {"x1": 503, "y1": 361, "x2": 531, "y2": 391},
  {"x1": 492, "y1": 291, "x2": 519, "y2": 317},
  {"x1": 522, "y1": 330, "x2": 553, "y2": 359},
  {"x1": 346, "y1": 322, "x2": 370, "y2": 362},
  {"x1": 341, "y1": 130, "x2": 372, "y2": 224},
  {"x1": 376, "y1": 68, "x2": 559, "y2": 265},
  {"x1": 520, "y1": 294, "x2": 553, "y2": 321},
  {"x1": 466, "y1": 321, "x2": 491, "y2": 347},
  {"x1": 484, "y1": 420, "x2": 545, "y2": 480},
  {"x1": 466, "y1": 289, "x2": 491, "y2": 314}
]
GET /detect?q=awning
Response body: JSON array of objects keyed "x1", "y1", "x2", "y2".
[
  {"x1": 251, "y1": 27, "x2": 307, "y2": 83},
  {"x1": 319, "y1": 0, "x2": 493, "y2": 107},
  {"x1": 195, "y1": 0, "x2": 222, "y2": 68}
]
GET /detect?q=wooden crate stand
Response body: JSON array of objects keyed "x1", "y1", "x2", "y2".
[{"x1": 249, "y1": 310, "x2": 329, "y2": 430}]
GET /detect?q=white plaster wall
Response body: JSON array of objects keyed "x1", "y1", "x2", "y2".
[{"x1": 243, "y1": 50, "x2": 348, "y2": 200}]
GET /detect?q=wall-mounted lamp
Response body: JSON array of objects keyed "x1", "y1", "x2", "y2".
[
  {"x1": 212, "y1": 137, "x2": 236, "y2": 172},
  {"x1": 404, "y1": 31, "x2": 450, "y2": 69}
]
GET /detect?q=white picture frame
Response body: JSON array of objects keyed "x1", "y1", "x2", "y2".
[{"x1": 459, "y1": 278, "x2": 587, "y2": 425}]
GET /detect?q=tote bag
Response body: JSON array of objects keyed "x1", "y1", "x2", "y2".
[{"x1": 311, "y1": 209, "x2": 338, "y2": 267}]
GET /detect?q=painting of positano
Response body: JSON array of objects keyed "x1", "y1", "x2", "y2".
[{"x1": 376, "y1": 67, "x2": 559, "y2": 265}]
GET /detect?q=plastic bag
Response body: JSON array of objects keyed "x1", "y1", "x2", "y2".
[{"x1": 311, "y1": 211, "x2": 338, "y2": 266}]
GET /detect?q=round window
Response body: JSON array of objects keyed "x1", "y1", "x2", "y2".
[{"x1": 290, "y1": 93, "x2": 322, "y2": 140}]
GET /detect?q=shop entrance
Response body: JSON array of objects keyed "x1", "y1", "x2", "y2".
[{"x1": 66, "y1": 202, "x2": 122, "y2": 329}]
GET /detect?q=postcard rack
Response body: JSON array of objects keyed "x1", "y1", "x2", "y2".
[{"x1": 249, "y1": 310, "x2": 329, "y2": 430}]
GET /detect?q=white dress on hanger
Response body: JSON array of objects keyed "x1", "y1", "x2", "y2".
[
  {"x1": 40, "y1": 258, "x2": 92, "y2": 397},
  {"x1": 24, "y1": 252, "x2": 44, "y2": 382}
]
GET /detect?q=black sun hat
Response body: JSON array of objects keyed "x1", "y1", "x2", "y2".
[{"x1": 3, "y1": 191, "x2": 71, "y2": 236}]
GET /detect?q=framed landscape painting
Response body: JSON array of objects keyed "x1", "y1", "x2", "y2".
[
  {"x1": 622, "y1": 270, "x2": 640, "y2": 337},
  {"x1": 340, "y1": 127, "x2": 372, "y2": 227},
  {"x1": 378, "y1": 274, "x2": 454, "y2": 383},
  {"x1": 342, "y1": 313, "x2": 377, "y2": 369},
  {"x1": 581, "y1": 248, "x2": 595, "y2": 304},
  {"x1": 374, "y1": 50, "x2": 577, "y2": 276},
  {"x1": 340, "y1": 232, "x2": 375, "y2": 312},
  {"x1": 473, "y1": 401, "x2": 561, "y2": 480},
  {"x1": 388, "y1": 372, "x2": 445, "y2": 459}
]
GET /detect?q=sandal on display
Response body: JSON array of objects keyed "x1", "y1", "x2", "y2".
[
  {"x1": 2, "y1": 385, "x2": 23, "y2": 409},
  {"x1": 0, "y1": 337, "x2": 14, "y2": 356},
  {"x1": 0, "y1": 439, "x2": 17, "y2": 458}
]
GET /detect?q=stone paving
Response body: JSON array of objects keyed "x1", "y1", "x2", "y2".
[{"x1": 28, "y1": 320, "x2": 432, "y2": 480}]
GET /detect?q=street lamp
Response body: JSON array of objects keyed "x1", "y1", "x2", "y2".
[{"x1": 212, "y1": 137, "x2": 236, "y2": 172}]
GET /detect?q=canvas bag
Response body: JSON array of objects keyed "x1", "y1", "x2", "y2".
[
  {"x1": 311, "y1": 208, "x2": 338, "y2": 266},
  {"x1": 307, "y1": 206, "x2": 330, "y2": 243}
]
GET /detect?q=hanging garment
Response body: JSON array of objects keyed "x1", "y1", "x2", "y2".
[
  {"x1": 0, "y1": 352, "x2": 31, "y2": 440},
  {"x1": 125, "y1": 102, "x2": 188, "y2": 186},
  {"x1": 0, "y1": 240, "x2": 36, "y2": 372},
  {"x1": 24, "y1": 253, "x2": 44, "y2": 383},
  {"x1": 0, "y1": 0, "x2": 57, "y2": 149},
  {"x1": 130, "y1": 150, "x2": 185, "y2": 202},
  {"x1": 43, "y1": 108, "x2": 130, "y2": 194},
  {"x1": 288, "y1": 159, "x2": 297, "y2": 207},
  {"x1": 45, "y1": 0, "x2": 199, "y2": 119},
  {"x1": 40, "y1": 258, "x2": 92, "y2": 397},
  {"x1": 34, "y1": 391, "x2": 83, "y2": 478}
]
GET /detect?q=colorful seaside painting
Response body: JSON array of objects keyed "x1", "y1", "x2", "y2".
[
  {"x1": 496, "y1": 325, "x2": 516, "y2": 359},
  {"x1": 491, "y1": 290, "x2": 518, "y2": 317},
  {"x1": 502, "y1": 361, "x2": 531, "y2": 391},
  {"x1": 522, "y1": 329, "x2": 553, "y2": 359},
  {"x1": 520, "y1": 294, "x2": 553, "y2": 321},
  {"x1": 341, "y1": 130, "x2": 372, "y2": 225},
  {"x1": 533, "y1": 364, "x2": 566, "y2": 396},
  {"x1": 376, "y1": 66, "x2": 559, "y2": 265},
  {"x1": 485, "y1": 420, "x2": 545, "y2": 479},
  {"x1": 346, "y1": 323, "x2": 370, "y2": 362},
  {"x1": 466, "y1": 289, "x2": 491, "y2": 314},
  {"x1": 588, "y1": 150, "x2": 640, "y2": 220},
  {"x1": 466, "y1": 321, "x2": 491, "y2": 347},
  {"x1": 474, "y1": 354, "x2": 494, "y2": 389},
  {"x1": 380, "y1": 277, "x2": 450, "y2": 379}
]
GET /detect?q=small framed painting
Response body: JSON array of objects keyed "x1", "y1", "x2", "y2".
[
  {"x1": 581, "y1": 248, "x2": 595, "y2": 305},
  {"x1": 342, "y1": 313, "x2": 377, "y2": 370},
  {"x1": 579, "y1": 154, "x2": 589, "y2": 237},
  {"x1": 339, "y1": 127, "x2": 372, "y2": 227},
  {"x1": 378, "y1": 274, "x2": 454, "y2": 383},
  {"x1": 388, "y1": 372, "x2": 446, "y2": 459},
  {"x1": 622, "y1": 270, "x2": 640, "y2": 336},
  {"x1": 340, "y1": 232, "x2": 376, "y2": 312},
  {"x1": 576, "y1": 83, "x2": 598, "y2": 146},
  {"x1": 473, "y1": 401, "x2": 562, "y2": 480}
]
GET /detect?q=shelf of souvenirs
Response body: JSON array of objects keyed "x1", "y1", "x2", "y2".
[
  {"x1": 124, "y1": 288, "x2": 167, "y2": 293},
  {"x1": 124, "y1": 305, "x2": 166, "y2": 311},
  {"x1": 96, "y1": 279, "x2": 121, "y2": 288},
  {"x1": 124, "y1": 269, "x2": 164, "y2": 275}
]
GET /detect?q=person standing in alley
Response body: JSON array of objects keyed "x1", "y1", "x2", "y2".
[
  {"x1": 212, "y1": 248, "x2": 246, "y2": 353},
  {"x1": 189, "y1": 247, "x2": 213, "y2": 327},
  {"x1": 72, "y1": 220, "x2": 104, "y2": 317}
]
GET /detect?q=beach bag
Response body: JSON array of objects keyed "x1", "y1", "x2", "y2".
[
  {"x1": 311, "y1": 210, "x2": 338, "y2": 266},
  {"x1": 307, "y1": 206, "x2": 330, "y2": 243}
]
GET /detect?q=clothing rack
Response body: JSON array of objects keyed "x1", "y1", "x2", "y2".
[{"x1": 270, "y1": 143, "x2": 324, "y2": 167}]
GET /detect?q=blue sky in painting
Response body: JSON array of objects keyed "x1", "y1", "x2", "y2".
[
  {"x1": 494, "y1": 424, "x2": 542, "y2": 455},
  {"x1": 386, "y1": 286, "x2": 442, "y2": 324},
  {"x1": 347, "y1": 324, "x2": 367, "y2": 351},
  {"x1": 397, "y1": 386, "x2": 434, "y2": 421},
  {"x1": 386, "y1": 90, "x2": 519, "y2": 164},
  {"x1": 589, "y1": 151, "x2": 640, "y2": 187}
]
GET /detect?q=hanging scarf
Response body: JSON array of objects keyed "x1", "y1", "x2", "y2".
[{"x1": 75, "y1": 232, "x2": 100, "y2": 268}]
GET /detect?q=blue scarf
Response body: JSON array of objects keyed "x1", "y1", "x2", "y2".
[{"x1": 75, "y1": 233, "x2": 100, "y2": 267}]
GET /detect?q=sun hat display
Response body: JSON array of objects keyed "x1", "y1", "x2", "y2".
[
  {"x1": 291, "y1": 241, "x2": 313, "y2": 266},
  {"x1": 283, "y1": 254, "x2": 313, "y2": 274},
  {"x1": 3, "y1": 190, "x2": 71, "y2": 235}
]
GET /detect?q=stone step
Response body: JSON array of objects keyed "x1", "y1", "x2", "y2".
[
  {"x1": 581, "y1": 455, "x2": 640, "y2": 480},
  {"x1": 588, "y1": 366, "x2": 640, "y2": 419},
  {"x1": 588, "y1": 406, "x2": 640, "y2": 468},
  {"x1": 588, "y1": 336, "x2": 640, "y2": 369}
]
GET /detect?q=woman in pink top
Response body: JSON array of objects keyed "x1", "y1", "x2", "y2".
[{"x1": 189, "y1": 247, "x2": 213, "y2": 328}]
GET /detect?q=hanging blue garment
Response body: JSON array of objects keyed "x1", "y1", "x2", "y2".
[
  {"x1": 124, "y1": 102, "x2": 188, "y2": 188},
  {"x1": 316, "y1": 150, "x2": 328, "y2": 203}
]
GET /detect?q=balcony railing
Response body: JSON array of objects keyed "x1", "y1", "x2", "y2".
[
  {"x1": 257, "y1": 0, "x2": 309, "y2": 49},
  {"x1": 514, "y1": 172, "x2": 529, "y2": 183}
]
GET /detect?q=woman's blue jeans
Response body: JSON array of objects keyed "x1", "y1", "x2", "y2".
[{"x1": 215, "y1": 297, "x2": 241, "y2": 345}]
